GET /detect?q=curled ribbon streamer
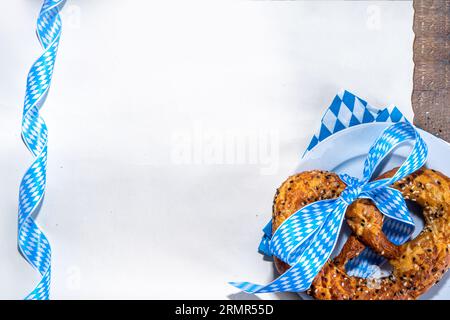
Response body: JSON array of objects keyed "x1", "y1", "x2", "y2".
[
  {"x1": 230, "y1": 122, "x2": 428, "y2": 293},
  {"x1": 18, "y1": 0, "x2": 66, "y2": 300}
]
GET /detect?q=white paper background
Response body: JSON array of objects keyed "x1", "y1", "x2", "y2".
[{"x1": 0, "y1": 0, "x2": 414, "y2": 299}]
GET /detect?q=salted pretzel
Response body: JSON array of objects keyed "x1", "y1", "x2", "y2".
[{"x1": 272, "y1": 168, "x2": 450, "y2": 300}]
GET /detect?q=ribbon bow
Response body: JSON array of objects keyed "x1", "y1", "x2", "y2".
[{"x1": 230, "y1": 122, "x2": 427, "y2": 293}]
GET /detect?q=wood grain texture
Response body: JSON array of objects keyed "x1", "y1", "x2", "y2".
[{"x1": 412, "y1": 0, "x2": 449, "y2": 142}]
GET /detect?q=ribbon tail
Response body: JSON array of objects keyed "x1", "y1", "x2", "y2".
[
  {"x1": 270, "y1": 199, "x2": 337, "y2": 264},
  {"x1": 229, "y1": 260, "x2": 313, "y2": 294},
  {"x1": 231, "y1": 201, "x2": 347, "y2": 293}
]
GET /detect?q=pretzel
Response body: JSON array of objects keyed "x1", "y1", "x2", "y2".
[{"x1": 272, "y1": 168, "x2": 450, "y2": 300}]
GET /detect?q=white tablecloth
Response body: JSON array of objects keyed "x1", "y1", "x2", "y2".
[{"x1": 0, "y1": 0, "x2": 414, "y2": 299}]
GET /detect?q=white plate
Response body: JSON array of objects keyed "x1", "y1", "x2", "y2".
[{"x1": 295, "y1": 122, "x2": 450, "y2": 300}]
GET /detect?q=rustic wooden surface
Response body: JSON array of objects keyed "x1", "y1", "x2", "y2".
[{"x1": 412, "y1": 0, "x2": 449, "y2": 142}]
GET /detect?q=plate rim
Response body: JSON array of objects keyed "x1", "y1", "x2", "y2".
[{"x1": 302, "y1": 122, "x2": 449, "y2": 165}]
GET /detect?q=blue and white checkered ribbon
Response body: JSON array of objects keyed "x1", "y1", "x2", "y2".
[
  {"x1": 230, "y1": 92, "x2": 427, "y2": 294},
  {"x1": 18, "y1": 0, "x2": 66, "y2": 300},
  {"x1": 306, "y1": 90, "x2": 411, "y2": 278}
]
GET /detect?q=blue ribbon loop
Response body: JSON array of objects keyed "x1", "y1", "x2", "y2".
[
  {"x1": 230, "y1": 122, "x2": 427, "y2": 293},
  {"x1": 18, "y1": 0, "x2": 66, "y2": 300}
]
